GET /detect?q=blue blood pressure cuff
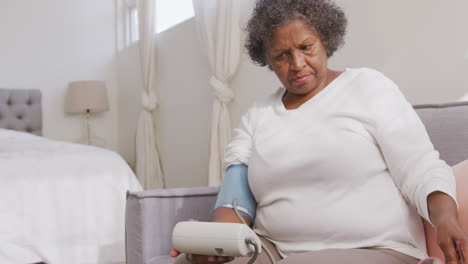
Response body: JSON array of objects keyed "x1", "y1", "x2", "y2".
[{"x1": 210, "y1": 164, "x2": 258, "y2": 223}]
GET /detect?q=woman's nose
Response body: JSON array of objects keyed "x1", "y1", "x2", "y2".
[{"x1": 290, "y1": 51, "x2": 306, "y2": 71}]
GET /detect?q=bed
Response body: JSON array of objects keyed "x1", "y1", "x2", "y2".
[{"x1": 0, "y1": 89, "x2": 142, "y2": 264}]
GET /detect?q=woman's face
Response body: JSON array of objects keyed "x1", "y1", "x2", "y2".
[{"x1": 266, "y1": 19, "x2": 329, "y2": 99}]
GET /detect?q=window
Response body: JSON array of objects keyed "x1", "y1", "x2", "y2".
[
  {"x1": 156, "y1": 0, "x2": 194, "y2": 33},
  {"x1": 129, "y1": 6, "x2": 139, "y2": 43},
  {"x1": 126, "y1": 0, "x2": 194, "y2": 44},
  {"x1": 125, "y1": 0, "x2": 139, "y2": 44}
]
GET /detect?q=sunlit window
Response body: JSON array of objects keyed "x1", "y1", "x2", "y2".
[
  {"x1": 129, "y1": 7, "x2": 139, "y2": 43},
  {"x1": 127, "y1": 0, "x2": 194, "y2": 44},
  {"x1": 156, "y1": 0, "x2": 194, "y2": 33}
]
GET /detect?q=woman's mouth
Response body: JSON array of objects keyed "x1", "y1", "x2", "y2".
[{"x1": 292, "y1": 74, "x2": 310, "y2": 83}]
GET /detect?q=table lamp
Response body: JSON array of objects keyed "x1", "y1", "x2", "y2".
[{"x1": 65, "y1": 80, "x2": 109, "y2": 145}]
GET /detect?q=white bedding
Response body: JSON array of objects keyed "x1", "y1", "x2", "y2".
[{"x1": 0, "y1": 129, "x2": 142, "y2": 264}]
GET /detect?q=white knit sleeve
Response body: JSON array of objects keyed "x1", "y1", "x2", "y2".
[
  {"x1": 222, "y1": 105, "x2": 256, "y2": 171},
  {"x1": 373, "y1": 77, "x2": 457, "y2": 225}
]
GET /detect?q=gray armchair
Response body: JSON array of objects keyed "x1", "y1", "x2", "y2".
[
  {"x1": 126, "y1": 187, "x2": 219, "y2": 264},
  {"x1": 126, "y1": 101, "x2": 468, "y2": 264}
]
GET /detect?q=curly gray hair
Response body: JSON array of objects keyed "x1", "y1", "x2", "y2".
[{"x1": 245, "y1": 0, "x2": 347, "y2": 68}]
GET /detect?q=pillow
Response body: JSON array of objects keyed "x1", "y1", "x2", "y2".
[{"x1": 423, "y1": 159, "x2": 468, "y2": 260}]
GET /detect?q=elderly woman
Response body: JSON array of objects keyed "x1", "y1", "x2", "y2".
[{"x1": 172, "y1": 0, "x2": 467, "y2": 263}]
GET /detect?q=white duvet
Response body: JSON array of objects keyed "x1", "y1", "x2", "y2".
[{"x1": 0, "y1": 129, "x2": 142, "y2": 264}]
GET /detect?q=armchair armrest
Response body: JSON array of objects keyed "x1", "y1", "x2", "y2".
[{"x1": 125, "y1": 186, "x2": 219, "y2": 264}]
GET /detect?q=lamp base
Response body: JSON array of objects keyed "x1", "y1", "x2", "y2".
[{"x1": 77, "y1": 115, "x2": 106, "y2": 148}]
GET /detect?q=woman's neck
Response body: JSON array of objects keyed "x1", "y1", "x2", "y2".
[{"x1": 282, "y1": 69, "x2": 342, "y2": 110}]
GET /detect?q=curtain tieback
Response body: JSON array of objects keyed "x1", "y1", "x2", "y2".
[
  {"x1": 210, "y1": 76, "x2": 234, "y2": 104},
  {"x1": 142, "y1": 90, "x2": 158, "y2": 112}
]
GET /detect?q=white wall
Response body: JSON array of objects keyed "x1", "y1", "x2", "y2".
[
  {"x1": 0, "y1": 0, "x2": 119, "y2": 151},
  {"x1": 115, "y1": 43, "x2": 142, "y2": 168},
  {"x1": 154, "y1": 19, "x2": 212, "y2": 187},
  {"x1": 331, "y1": 0, "x2": 468, "y2": 104}
]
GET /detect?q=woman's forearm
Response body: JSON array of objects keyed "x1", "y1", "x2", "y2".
[
  {"x1": 427, "y1": 191, "x2": 458, "y2": 227},
  {"x1": 210, "y1": 207, "x2": 252, "y2": 226}
]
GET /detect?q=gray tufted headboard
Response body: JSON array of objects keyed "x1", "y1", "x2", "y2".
[{"x1": 0, "y1": 89, "x2": 42, "y2": 136}]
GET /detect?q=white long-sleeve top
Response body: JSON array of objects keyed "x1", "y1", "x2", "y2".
[{"x1": 223, "y1": 68, "x2": 457, "y2": 260}]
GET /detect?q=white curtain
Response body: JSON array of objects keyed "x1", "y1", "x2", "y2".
[
  {"x1": 135, "y1": 0, "x2": 164, "y2": 189},
  {"x1": 192, "y1": 0, "x2": 241, "y2": 186}
]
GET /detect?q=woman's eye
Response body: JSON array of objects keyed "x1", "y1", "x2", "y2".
[
  {"x1": 301, "y1": 45, "x2": 313, "y2": 51},
  {"x1": 275, "y1": 53, "x2": 286, "y2": 60}
]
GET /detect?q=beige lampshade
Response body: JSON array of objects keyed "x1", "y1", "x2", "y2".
[{"x1": 66, "y1": 80, "x2": 109, "y2": 113}]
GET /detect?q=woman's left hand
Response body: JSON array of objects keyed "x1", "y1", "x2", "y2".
[
  {"x1": 434, "y1": 216, "x2": 468, "y2": 264},
  {"x1": 429, "y1": 191, "x2": 468, "y2": 264}
]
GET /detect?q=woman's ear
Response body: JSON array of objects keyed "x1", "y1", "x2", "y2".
[
  {"x1": 264, "y1": 54, "x2": 274, "y2": 71},
  {"x1": 322, "y1": 40, "x2": 329, "y2": 49},
  {"x1": 322, "y1": 40, "x2": 330, "y2": 57}
]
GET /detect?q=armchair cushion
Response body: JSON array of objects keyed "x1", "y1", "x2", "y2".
[{"x1": 414, "y1": 102, "x2": 468, "y2": 166}]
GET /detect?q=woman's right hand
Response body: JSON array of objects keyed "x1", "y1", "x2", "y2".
[
  {"x1": 169, "y1": 219, "x2": 235, "y2": 263},
  {"x1": 170, "y1": 248, "x2": 234, "y2": 263}
]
